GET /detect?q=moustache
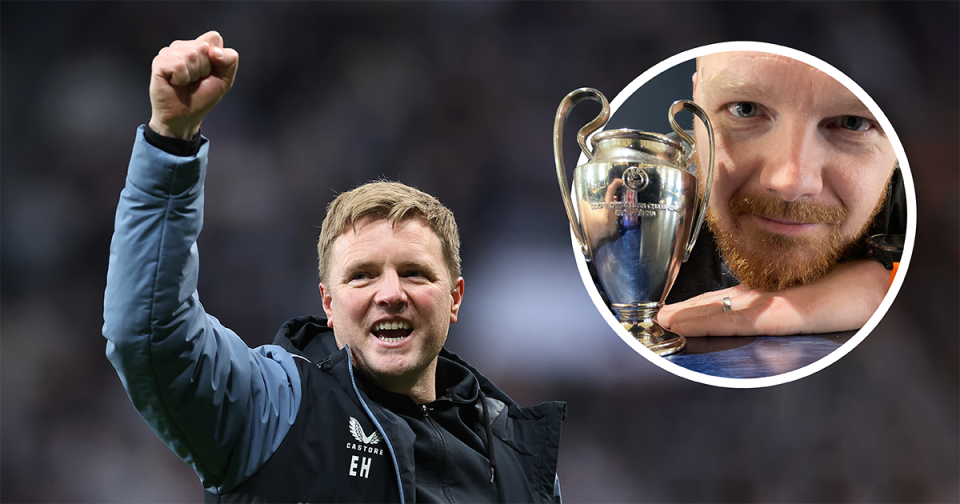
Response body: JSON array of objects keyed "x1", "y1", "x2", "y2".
[{"x1": 729, "y1": 194, "x2": 846, "y2": 225}]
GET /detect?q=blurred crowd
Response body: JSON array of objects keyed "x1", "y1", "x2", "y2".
[{"x1": 1, "y1": 2, "x2": 957, "y2": 502}]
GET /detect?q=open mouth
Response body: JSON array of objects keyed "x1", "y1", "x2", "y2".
[{"x1": 372, "y1": 320, "x2": 413, "y2": 343}]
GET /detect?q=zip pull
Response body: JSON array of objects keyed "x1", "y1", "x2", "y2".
[
  {"x1": 489, "y1": 466, "x2": 496, "y2": 483},
  {"x1": 421, "y1": 404, "x2": 430, "y2": 418}
]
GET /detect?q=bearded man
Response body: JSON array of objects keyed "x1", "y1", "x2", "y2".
[{"x1": 658, "y1": 51, "x2": 906, "y2": 336}]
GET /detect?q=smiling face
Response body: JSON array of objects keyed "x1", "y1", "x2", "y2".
[
  {"x1": 319, "y1": 216, "x2": 464, "y2": 402},
  {"x1": 692, "y1": 52, "x2": 897, "y2": 290}
]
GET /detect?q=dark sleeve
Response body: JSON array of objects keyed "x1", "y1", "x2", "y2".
[
  {"x1": 871, "y1": 166, "x2": 908, "y2": 236},
  {"x1": 143, "y1": 124, "x2": 205, "y2": 157},
  {"x1": 841, "y1": 166, "x2": 907, "y2": 262},
  {"x1": 666, "y1": 225, "x2": 740, "y2": 303}
]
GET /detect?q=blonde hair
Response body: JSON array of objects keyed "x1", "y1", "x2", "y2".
[{"x1": 317, "y1": 181, "x2": 461, "y2": 282}]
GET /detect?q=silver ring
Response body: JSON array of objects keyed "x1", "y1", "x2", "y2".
[{"x1": 722, "y1": 297, "x2": 732, "y2": 313}]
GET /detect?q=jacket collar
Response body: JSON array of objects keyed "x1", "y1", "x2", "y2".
[
  {"x1": 271, "y1": 315, "x2": 518, "y2": 409},
  {"x1": 273, "y1": 315, "x2": 338, "y2": 361}
]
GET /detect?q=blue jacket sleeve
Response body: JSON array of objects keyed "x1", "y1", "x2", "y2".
[{"x1": 102, "y1": 126, "x2": 302, "y2": 494}]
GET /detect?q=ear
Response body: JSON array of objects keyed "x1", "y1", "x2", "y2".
[
  {"x1": 692, "y1": 69, "x2": 698, "y2": 98},
  {"x1": 319, "y1": 282, "x2": 334, "y2": 328},
  {"x1": 448, "y1": 277, "x2": 465, "y2": 324}
]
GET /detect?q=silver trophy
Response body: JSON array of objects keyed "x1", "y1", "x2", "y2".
[{"x1": 553, "y1": 88, "x2": 715, "y2": 356}]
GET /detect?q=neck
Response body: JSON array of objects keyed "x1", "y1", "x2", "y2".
[
  {"x1": 364, "y1": 359, "x2": 439, "y2": 405},
  {"x1": 403, "y1": 382, "x2": 437, "y2": 404}
]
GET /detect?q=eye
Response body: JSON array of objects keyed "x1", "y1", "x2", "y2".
[
  {"x1": 348, "y1": 271, "x2": 370, "y2": 282},
  {"x1": 399, "y1": 266, "x2": 437, "y2": 282},
  {"x1": 727, "y1": 101, "x2": 761, "y2": 118},
  {"x1": 833, "y1": 115, "x2": 873, "y2": 131}
]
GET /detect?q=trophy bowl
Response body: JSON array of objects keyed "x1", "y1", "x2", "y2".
[{"x1": 554, "y1": 88, "x2": 715, "y2": 356}]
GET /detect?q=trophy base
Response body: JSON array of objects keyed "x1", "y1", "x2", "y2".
[
  {"x1": 621, "y1": 321, "x2": 686, "y2": 356},
  {"x1": 612, "y1": 304, "x2": 686, "y2": 357}
]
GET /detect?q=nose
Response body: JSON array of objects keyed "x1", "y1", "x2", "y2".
[
  {"x1": 373, "y1": 271, "x2": 407, "y2": 309},
  {"x1": 759, "y1": 120, "x2": 824, "y2": 202}
]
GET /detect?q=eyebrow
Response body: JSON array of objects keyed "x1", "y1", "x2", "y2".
[
  {"x1": 704, "y1": 68, "x2": 874, "y2": 118},
  {"x1": 341, "y1": 258, "x2": 439, "y2": 277},
  {"x1": 341, "y1": 260, "x2": 379, "y2": 275},
  {"x1": 395, "y1": 259, "x2": 441, "y2": 277},
  {"x1": 824, "y1": 92, "x2": 873, "y2": 117}
]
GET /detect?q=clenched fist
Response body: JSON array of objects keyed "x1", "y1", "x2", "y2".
[{"x1": 148, "y1": 31, "x2": 239, "y2": 139}]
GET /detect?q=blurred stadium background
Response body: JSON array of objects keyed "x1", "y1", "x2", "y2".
[{"x1": 2, "y1": 2, "x2": 957, "y2": 502}]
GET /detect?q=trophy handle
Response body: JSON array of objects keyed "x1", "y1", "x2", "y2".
[
  {"x1": 668, "y1": 99, "x2": 715, "y2": 262},
  {"x1": 553, "y1": 87, "x2": 610, "y2": 257}
]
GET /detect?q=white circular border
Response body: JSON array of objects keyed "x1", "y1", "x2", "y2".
[{"x1": 570, "y1": 41, "x2": 917, "y2": 388}]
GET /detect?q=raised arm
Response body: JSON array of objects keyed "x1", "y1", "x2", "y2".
[{"x1": 102, "y1": 32, "x2": 301, "y2": 494}]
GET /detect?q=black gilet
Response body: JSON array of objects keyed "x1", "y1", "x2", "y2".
[{"x1": 203, "y1": 316, "x2": 565, "y2": 503}]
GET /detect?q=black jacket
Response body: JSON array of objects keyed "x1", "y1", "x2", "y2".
[{"x1": 205, "y1": 316, "x2": 566, "y2": 503}]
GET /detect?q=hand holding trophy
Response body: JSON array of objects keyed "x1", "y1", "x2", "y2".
[{"x1": 553, "y1": 88, "x2": 715, "y2": 356}]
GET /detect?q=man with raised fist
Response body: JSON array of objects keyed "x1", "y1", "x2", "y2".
[{"x1": 103, "y1": 32, "x2": 564, "y2": 503}]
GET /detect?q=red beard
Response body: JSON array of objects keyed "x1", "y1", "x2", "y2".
[{"x1": 707, "y1": 187, "x2": 884, "y2": 291}]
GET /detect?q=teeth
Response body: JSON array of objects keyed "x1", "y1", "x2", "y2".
[{"x1": 376, "y1": 321, "x2": 411, "y2": 331}]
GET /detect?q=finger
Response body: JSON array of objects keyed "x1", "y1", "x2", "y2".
[
  {"x1": 152, "y1": 51, "x2": 190, "y2": 87},
  {"x1": 659, "y1": 300, "x2": 725, "y2": 328},
  {"x1": 209, "y1": 47, "x2": 239, "y2": 89},
  {"x1": 197, "y1": 30, "x2": 224, "y2": 49},
  {"x1": 659, "y1": 286, "x2": 738, "y2": 321},
  {"x1": 693, "y1": 284, "x2": 755, "y2": 304},
  {"x1": 658, "y1": 285, "x2": 761, "y2": 329},
  {"x1": 154, "y1": 42, "x2": 212, "y2": 86},
  {"x1": 195, "y1": 45, "x2": 212, "y2": 81},
  {"x1": 668, "y1": 307, "x2": 757, "y2": 336},
  {"x1": 167, "y1": 50, "x2": 205, "y2": 86},
  {"x1": 180, "y1": 43, "x2": 212, "y2": 83},
  {"x1": 193, "y1": 30, "x2": 238, "y2": 87},
  {"x1": 666, "y1": 290, "x2": 729, "y2": 311},
  {"x1": 671, "y1": 297, "x2": 804, "y2": 336}
]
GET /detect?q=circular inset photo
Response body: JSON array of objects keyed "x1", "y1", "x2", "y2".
[{"x1": 553, "y1": 41, "x2": 915, "y2": 387}]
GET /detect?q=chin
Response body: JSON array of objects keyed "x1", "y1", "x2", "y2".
[
  {"x1": 711, "y1": 222, "x2": 846, "y2": 292},
  {"x1": 369, "y1": 358, "x2": 425, "y2": 379},
  {"x1": 741, "y1": 241, "x2": 844, "y2": 290}
]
